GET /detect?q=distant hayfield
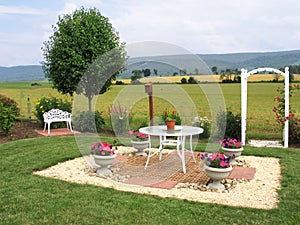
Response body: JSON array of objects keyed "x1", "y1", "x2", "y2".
[{"x1": 117, "y1": 74, "x2": 300, "y2": 84}]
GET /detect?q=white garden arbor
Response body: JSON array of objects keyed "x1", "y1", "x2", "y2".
[{"x1": 241, "y1": 67, "x2": 289, "y2": 148}]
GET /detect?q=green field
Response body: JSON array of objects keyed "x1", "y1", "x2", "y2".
[{"x1": 1, "y1": 81, "x2": 299, "y2": 139}]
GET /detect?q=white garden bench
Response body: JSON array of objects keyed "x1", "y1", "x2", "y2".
[{"x1": 43, "y1": 109, "x2": 73, "y2": 135}]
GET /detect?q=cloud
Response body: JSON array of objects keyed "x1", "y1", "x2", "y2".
[{"x1": 0, "y1": 5, "x2": 49, "y2": 15}]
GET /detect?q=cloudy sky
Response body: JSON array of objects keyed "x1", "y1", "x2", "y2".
[{"x1": 1, "y1": 0, "x2": 300, "y2": 66}]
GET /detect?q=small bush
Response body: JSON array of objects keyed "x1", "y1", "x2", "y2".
[
  {"x1": 73, "y1": 111, "x2": 105, "y2": 132},
  {"x1": 0, "y1": 94, "x2": 20, "y2": 117},
  {"x1": 34, "y1": 96, "x2": 72, "y2": 124},
  {"x1": 216, "y1": 110, "x2": 241, "y2": 140},
  {"x1": 0, "y1": 102, "x2": 16, "y2": 135},
  {"x1": 115, "y1": 80, "x2": 125, "y2": 85},
  {"x1": 193, "y1": 116, "x2": 211, "y2": 139},
  {"x1": 181, "y1": 78, "x2": 187, "y2": 84},
  {"x1": 108, "y1": 103, "x2": 131, "y2": 135},
  {"x1": 188, "y1": 76, "x2": 198, "y2": 84}
]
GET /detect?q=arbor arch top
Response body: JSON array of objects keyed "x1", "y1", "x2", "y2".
[
  {"x1": 241, "y1": 67, "x2": 289, "y2": 148},
  {"x1": 242, "y1": 67, "x2": 286, "y2": 78}
]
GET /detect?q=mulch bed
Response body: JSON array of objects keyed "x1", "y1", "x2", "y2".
[{"x1": 0, "y1": 120, "x2": 42, "y2": 144}]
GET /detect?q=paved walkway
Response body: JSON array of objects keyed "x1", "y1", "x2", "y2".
[
  {"x1": 112, "y1": 153, "x2": 256, "y2": 189},
  {"x1": 37, "y1": 128, "x2": 81, "y2": 136}
]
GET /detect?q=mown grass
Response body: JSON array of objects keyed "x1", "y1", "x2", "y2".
[
  {"x1": 0, "y1": 136, "x2": 299, "y2": 224},
  {"x1": 1, "y1": 82, "x2": 299, "y2": 139}
]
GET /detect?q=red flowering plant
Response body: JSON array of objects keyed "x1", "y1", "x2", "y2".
[
  {"x1": 161, "y1": 109, "x2": 181, "y2": 124},
  {"x1": 220, "y1": 138, "x2": 243, "y2": 149},
  {"x1": 199, "y1": 152, "x2": 234, "y2": 168},
  {"x1": 129, "y1": 130, "x2": 148, "y2": 141},
  {"x1": 273, "y1": 84, "x2": 300, "y2": 144},
  {"x1": 91, "y1": 141, "x2": 117, "y2": 156}
]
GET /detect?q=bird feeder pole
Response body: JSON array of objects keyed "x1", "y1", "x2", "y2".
[{"x1": 144, "y1": 82, "x2": 154, "y2": 126}]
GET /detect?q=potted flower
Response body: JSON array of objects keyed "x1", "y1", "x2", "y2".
[
  {"x1": 129, "y1": 130, "x2": 149, "y2": 156},
  {"x1": 220, "y1": 138, "x2": 244, "y2": 163},
  {"x1": 91, "y1": 141, "x2": 117, "y2": 176},
  {"x1": 200, "y1": 152, "x2": 234, "y2": 189},
  {"x1": 161, "y1": 109, "x2": 181, "y2": 130}
]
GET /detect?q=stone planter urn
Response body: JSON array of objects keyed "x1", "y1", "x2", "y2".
[
  {"x1": 204, "y1": 164, "x2": 232, "y2": 190},
  {"x1": 131, "y1": 140, "x2": 149, "y2": 156},
  {"x1": 222, "y1": 147, "x2": 244, "y2": 164},
  {"x1": 93, "y1": 154, "x2": 116, "y2": 176}
]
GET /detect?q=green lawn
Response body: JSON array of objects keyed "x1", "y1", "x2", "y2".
[{"x1": 0, "y1": 136, "x2": 299, "y2": 224}]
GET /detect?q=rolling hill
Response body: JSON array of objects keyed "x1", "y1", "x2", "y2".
[{"x1": 1, "y1": 50, "x2": 300, "y2": 81}]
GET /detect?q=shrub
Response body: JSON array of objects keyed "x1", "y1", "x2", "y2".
[
  {"x1": 0, "y1": 94, "x2": 20, "y2": 117},
  {"x1": 0, "y1": 102, "x2": 16, "y2": 135},
  {"x1": 73, "y1": 111, "x2": 105, "y2": 132},
  {"x1": 193, "y1": 116, "x2": 211, "y2": 139},
  {"x1": 115, "y1": 80, "x2": 125, "y2": 85},
  {"x1": 181, "y1": 78, "x2": 187, "y2": 84},
  {"x1": 34, "y1": 96, "x2": 72, "y2": 124},
  {"x1": 108, "y1": 103, "x2": 131, "y2": 135},
  {"x1": 216, "y1": 110, "x2": 241, "y2": 140},
  {"x1": 188, "y1": 76, "x2": 198, "y2": 84},
  {"x1": 273, "y1": 84, "x2": 300, "y2": 144}
]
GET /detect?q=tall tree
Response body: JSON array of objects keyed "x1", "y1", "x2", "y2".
[
  {"x1": 42, "y1": 7, "x2": 126, "y2": 111},
  {"x1": 211, "y1": 66, "x2": 218, "y2": 74},
  {"x1": 131, "y1": 70, "x2": 142, "y2": 81},
  {"x1": 142, "y1": 68, "x2": 151, "y2": 77}
]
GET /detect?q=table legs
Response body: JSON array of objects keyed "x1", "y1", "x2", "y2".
[{"x1": 144, "y1": 135, "x2": 197, "y2": 174}]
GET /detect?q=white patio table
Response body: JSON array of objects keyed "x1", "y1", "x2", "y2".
[{"x1": 139, "y1": 125, "x2": 203, "y2": 174}]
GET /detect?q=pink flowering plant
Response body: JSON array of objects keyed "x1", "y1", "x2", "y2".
[
  {"x1": 199, "y1": 152, "x2": 234, "y2": 168},
  {"x1": 220, "y1": 138, "x2": 243, "y2": 149},
  {"x1": 91, "y1": 141, "x2": 116, "y2": 156},
  {"x1": 129, "y1": 130, "x2": 148, "y2": 141}
]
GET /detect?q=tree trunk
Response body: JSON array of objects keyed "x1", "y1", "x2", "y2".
[{"x1": 88, "y1": 95, "x2": 92, "y2": 112}]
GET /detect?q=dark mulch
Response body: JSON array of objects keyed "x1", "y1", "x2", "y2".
[{"x1": 0, "y1": 120, "x2": 43, "y2": 144}]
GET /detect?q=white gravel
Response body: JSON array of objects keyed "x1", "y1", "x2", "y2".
[{"x1": 33, "y1": 148, "x2": 281, "y2": 210}]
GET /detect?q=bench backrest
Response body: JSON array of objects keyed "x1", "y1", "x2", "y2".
[{"x1": 43, "y1": 109, "x2": 71, "y2": 120}]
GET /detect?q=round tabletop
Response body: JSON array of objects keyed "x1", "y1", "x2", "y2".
[{"x1": 139, "y1": 125, "x2": 203, "y2": 137}]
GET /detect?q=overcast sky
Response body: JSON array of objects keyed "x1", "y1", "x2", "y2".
[{"x1": 1, "y1": 0, "x2": 300, "y2": 66}]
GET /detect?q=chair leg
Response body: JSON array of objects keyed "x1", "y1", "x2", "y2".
[
  {"x1": 69, "y1": 121, "x2": 73, "y2": 132},
  {"x1": 47, "y1": 123, "x2": 51, "y2": 136}
]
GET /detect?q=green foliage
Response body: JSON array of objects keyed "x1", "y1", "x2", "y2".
[
  {"x1": 188, "y1": 76, "x2": 198, "y2": 84},
  {"x1": 131, "y1": 70, "x2": 142, "y2": 81},
  {"x1": 161, "y1": 109, "x2": 181, "y2": 125},
  {"x1": 142, "y1": 68, "x2": 151, "y2": 77},
  {"x1": 115, "y1": 80, "x2": 125, "y2": 85},
  {"x1": 273, "y1": 84, "x2": 300, "y2": 144},
  {"x1": 216, "y1": 110, "x2": 241, "y2": 140},
  {"x1": 193, "y1": 116, "x2": 211, "y2": 139},
  {"x1": 0, "y1": 102, "x2": 16, "y2": 135},
  {"x1": 34, "y1": 96, "x2": 72, "y2": 125},
  {"x1": 73, "y1": 110, "x2": 105, "y2": 132},
  {"x1": 0, "y1": 94, "x2": 20, "y2": 116},
  {"x1": 181, "y1": 77, "x2": 187, "y2": 84},
  {"x1": 108, "y1": 103, "x2": 131, "y2": 135},
  {"x1": 42, "y1": 7, "x2": 126, "y2": 111}
]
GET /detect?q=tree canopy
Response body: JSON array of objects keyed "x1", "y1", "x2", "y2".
[{"x1": 42, "y1": 7, "x2": 126, "y2": 111}]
